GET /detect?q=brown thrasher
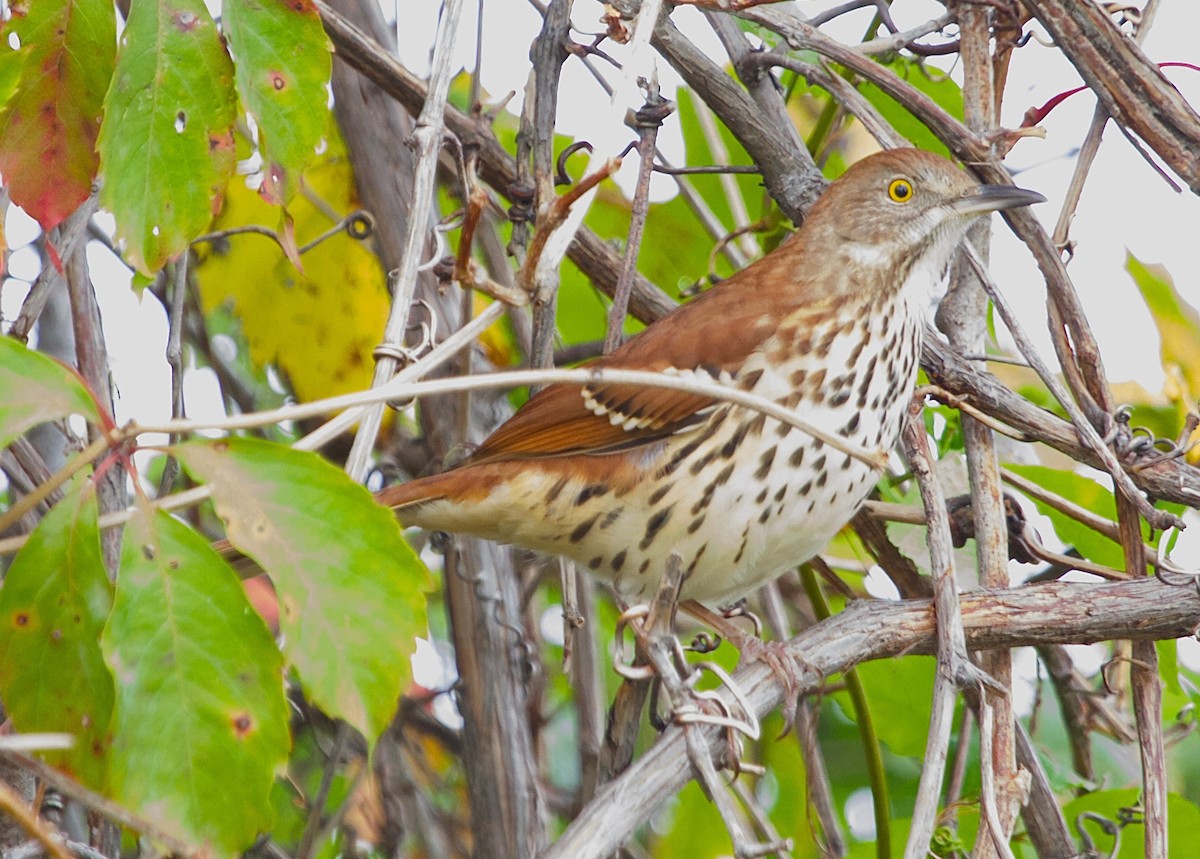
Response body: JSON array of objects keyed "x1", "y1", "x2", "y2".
[{"x1": 378, "y1": 149, "x2": 1043, "y2": 605}]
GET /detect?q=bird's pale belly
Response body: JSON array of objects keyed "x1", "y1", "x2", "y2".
[{"x1": 525, "y1": 412, "x2": 888, "y2": 604}]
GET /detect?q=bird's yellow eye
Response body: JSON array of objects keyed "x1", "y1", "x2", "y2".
[{"x1": 888, "y1": 178, "x2": 914, "y2": 202}]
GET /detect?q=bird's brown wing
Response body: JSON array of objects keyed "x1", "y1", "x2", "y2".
[
  {"x1": 465, "y1": 372, "x2": 714, "y2": 464},
  {"x1": 466, "y1": 257, "x2": 817, "y2": 465}
]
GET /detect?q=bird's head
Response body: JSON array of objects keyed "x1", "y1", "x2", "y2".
[{"x1": 804, "y1": 148, "x2": 1045, "y2": 287}]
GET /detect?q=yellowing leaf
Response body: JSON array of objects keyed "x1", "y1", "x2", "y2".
[
  {"x1": 194, "y1": 125, "x2": 387, "y2": 402},
  {"x1": 1126, "y1": 254, "x2": 1200, "y2": 464},
  {"x1": 1126, "y1": 254, "x2": 1200, "y2": 405}
]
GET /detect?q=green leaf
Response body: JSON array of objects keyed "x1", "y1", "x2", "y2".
[
  {"x1": 651, "y1": 780, "x2": 740, "y2": 858},
  {"x1": 103, "y1": 504, "x2": 288, "y2": 856},
  {"x1": 0, "y1": 478, "x2": 113, "y2": 788},
  {"x1": 1126, "y1": 254, "x2": 1200, "y2": 409},
  {"x1": 833, "y1": 656, "x2": 937, "y2": 758},
  {"x1": 98, "y1": 0, "x2": 236, "y2": 273},
  {"x1": 1005, "y1": 464, "x2": 1125, "y2": 570},
  {"x1": 1063, "y1": 789, "x2": 1200, "y2": 858},
  {"x1": 859, "y1": 57, "x2": 963, "y2": 157},
  {"x1": 173, "y1": 438, "x2": 431, "y2": 741},
  {"x1": 0, "y1": 335, "x2": 102, "y2": 448},
  {"x1": 223, "y1": 0, "x2": 331, "y2": 205},
  {"x1": 0, "y1": 0, "x2": 115, "y2": 230}
]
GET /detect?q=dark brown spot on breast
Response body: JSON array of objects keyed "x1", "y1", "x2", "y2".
[
  {"x1": 576, "y1": 485, "x2": 608, "y2": 505},
  {"x1": 846, "y1": 337, "x2": 865, "y2": 368},
  {"x1": 774, "y1": 485, "x2": 788, "y2": 502},
  {"x1": 546, "y1": 477, "x2": 569, "y2": 504},
  {"x1": 570, "y1": 514, "x2": 600, "y2": 544},
  {"x1": 713, "y1": 462, "x2": 736, "y2": 487},
  {"x1": 720, "y1": 421, "x2": 752, "y2": 459},
  {"x1": 648, "y1": 484, "x2": 672, "y2": 505},
  {"x1": 661, "y1": 438, "x2": 703, "y2": 477},
  {"x1": 739, "y1": 368, "x2": 764, "y2": 389},
  {"x1": 830, "y1": 390, "x2": 851, "y2": 407},
  {"x1": 789, "y1": 447, "x2": 805, "y2": 468},
  {"x1": 611, "y1": 550, "x2": 627, "y2": 572},
  {"x1": 815, "y1": 328, "x2": 837, "y2": 358},
  {"x1": 601, "y1": 508, "x2": 623, "y2": 529},
  {"x1": 733, "y1": 532, "x2": 749, "y2": 564},
  {"x1": 754, "y1": 445, "x2": 778, "y2": 480},
  {"x1": 688, "y1": 447, "x2": 720, "y2": 476},
  {"x1": 791, "y1": 369, "x2": 808, "y2": 388},
  {"x1": 640, "y1": 505, "x2": 674, "y2": 550},
  {"x1": 687, "y1": 515, "x2": 706, "y2": 534},
  {"x1": 638, "y1": 558, "x2": 651, "y2": 574},
  {"x1": 687, "y1": 543, "x2": 708, "y2": 573},
  {"x1": 588, "y1": 555, "x2": 603, "y2": 570}
]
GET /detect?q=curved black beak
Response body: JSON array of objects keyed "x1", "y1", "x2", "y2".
[{"x1": 952, "y1": 184, "x2": 1047, "y2": 216}]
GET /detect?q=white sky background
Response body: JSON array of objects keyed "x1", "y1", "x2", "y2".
[{"x1": 2, "y1": 2, "x2": 1198, "y2": 657}]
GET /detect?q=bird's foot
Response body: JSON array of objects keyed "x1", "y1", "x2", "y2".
[{"x1": 681, "y1": 599, "x2": 810, "y2": 728}]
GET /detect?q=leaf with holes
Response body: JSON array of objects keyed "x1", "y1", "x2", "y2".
[
  {"x1": 0, "y1": 478, "x2": 113, "y2": 788},
  {"x1": 98, "y1": 0, "x2": 236, "y2": 273},
  {"x1": 0, "y1": 0, "x2": 115, "y2": 230},
  {"x1": 0, "y1": 335, "x2": 102, "y2": 448},
  {"x1": 223, "y1": 0, "x2": 331, "y2": 205},
  {"x1": 173, "y1": 438, "x2": 431, "y2": 742},
  {"x1": 103, "y1": 504, "x2": 287, "y2": 855}
]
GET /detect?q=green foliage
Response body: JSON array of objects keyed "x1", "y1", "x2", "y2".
[
  {"x1": 833, "y1": 657, "x2": 937, "y2": 758},
  {"x1": 858, "y1": 57, "x2": 963, "y2": 156},
  {"x1": 0, "y1": 335, "x2": 433, "y2": 853},
  {"x1": 0, "y1": 335, "x2": 102, "y2": 448},
  {"x1": 1062, "y1": 789, "x2": 1200, "y2": 858},
  {"x1": 0, "y1": 478, "x2": 113, "y2": 788},
  {"x1": 1006, "y1": 464, "x2": 1127, "y2": 569},
  {"x1": 175, "y1": 438, "x2": 432, "y2": 742},
  {"x1": 98, "y1": 0, "x2": 237, "y2": 273},
  {"x1": 104, "y1": 504, "x2": 289, "y2": 854},
  {"x1": 223, "y1": 0, "x2": 331, "y2": 204}
]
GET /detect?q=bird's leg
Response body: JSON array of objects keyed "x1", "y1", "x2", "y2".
[{"x1": 612, "y1": 559, "x2": 760, "y2": 774}]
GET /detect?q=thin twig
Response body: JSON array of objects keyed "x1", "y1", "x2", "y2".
[
  {"x1": 0, "y1": 752, "x2": 195, "y2": 857},
  {"x1": 901, "y1": 405, "x2": 981, "y2": 859},
  {"x1": 960, "y1": 245, "x2": 1180, "y2": 531},
  {"x1": 343, "y1": 0, "x2": 465, "y2": 483},
  {"x1": 605, "y1": 81, "x2": 668, "y2": 352}
]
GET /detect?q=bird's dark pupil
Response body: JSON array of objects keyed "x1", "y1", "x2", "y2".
[{"x1": 896, "y1": 184, "x2": 908, "y2": 197}]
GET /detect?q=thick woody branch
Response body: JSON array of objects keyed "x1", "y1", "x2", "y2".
[
  {"x1": 651, "y1": 10, "x2": 825, "y2": 222},
  {"x1": 539, "y1": 577, "x2": 1200, "y2": 859},
  {"x1": 1022, "y1": 0, "x2": 1200, "y2": 194},
  {"x1": 920, "y1": 337, "x2": 1200, "y2": 510}
]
